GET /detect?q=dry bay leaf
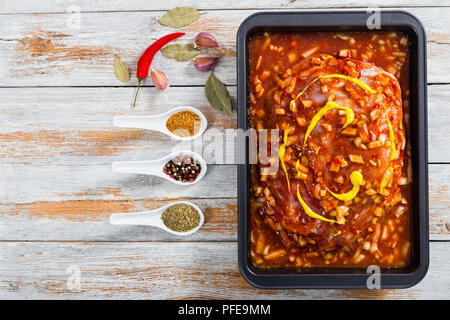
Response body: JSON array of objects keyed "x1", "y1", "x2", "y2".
[
  {"x1": 113, "y1": 56, "x2": 129, "y2": 83},
  {"x1": 162, "y1": 44, "x2": 201, "y2": 61},
  {"x1": 159, "y1": 7, "x2": 203, "y2": 28},
  {"x1": 205, "y1": 73, "x2": 232, "y2": 114}
]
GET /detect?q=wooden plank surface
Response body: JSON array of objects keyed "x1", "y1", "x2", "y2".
[
  {"x1": 0, "y1": 1, "x2": 449, "y2": 300},
  {"x1": 0, "y1": 241, "x2": 448, "y2": 299},
  {"x1": 0, "y1": 164, "x2": 448, "y2": 241},
  {"x1": 0, "y1": 87, "x2": 237, "y2": 165},
  {"x1": 0, "y1": 85, "x2": 448, "y2": 164},
  {"x1": 0, "y1": 198, "x2": 237, "y2": 241},
  {"x1": 1, "y1": 1, "x2": 450, "y2": 14},
  {"x1": 0, "y1": 8, "x2": 450, "y2": 86},
  {"x1": 0, "y1": 165, "x2": 236, "y2": 203}
]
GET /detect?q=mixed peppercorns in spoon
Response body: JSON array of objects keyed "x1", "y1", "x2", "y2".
[{"x1": 163, "y1": 155, "x2": 201, "y2": 183}]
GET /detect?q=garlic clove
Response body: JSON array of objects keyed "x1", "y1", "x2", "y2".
[
  {"x1": 194, "y1": 32, "x2": 218, "y2": 48},
  {"x1": 193, "y1": 57, "x2": 218, "y2": 72},
  {"x1": 151, "y1": 69, "x2": 169, "y2": 91}
]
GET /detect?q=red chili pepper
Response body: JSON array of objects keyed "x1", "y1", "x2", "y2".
[
  {"x1": 390, "y1": 80, "x2": 397, "y2": 89},
  {"x1": 132, "y1": 32, "x2": 185, "y2": 107}
]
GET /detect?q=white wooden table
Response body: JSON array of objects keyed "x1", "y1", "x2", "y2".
[{"x1": 0, "y1": 1, "x2": 449, "y2": 299}]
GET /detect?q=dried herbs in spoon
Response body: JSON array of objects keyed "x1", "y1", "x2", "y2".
[{"x1": 162, "y1": 204, "x2": 200, "y2": 232}]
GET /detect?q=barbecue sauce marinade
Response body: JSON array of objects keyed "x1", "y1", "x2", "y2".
[{"x1": 248, "y1": 32, "x2": 411, "y2": 268}]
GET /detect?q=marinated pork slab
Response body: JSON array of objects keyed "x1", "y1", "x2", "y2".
[{"x1": 249, "y1": 32, "x2": 411, "y2": 268}]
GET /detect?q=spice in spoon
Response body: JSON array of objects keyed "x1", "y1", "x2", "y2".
[
  {"x1": 161, "y1": 203, "x2": 200, "y2": 232},
  {"x1": 163, "y1": 155, "x2": 201, "y2": 183},
  {"x1": 166, "y1": 110, "x2": 201, "y2": 137}
]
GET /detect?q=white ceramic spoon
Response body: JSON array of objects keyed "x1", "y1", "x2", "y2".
[
  {"x1": 112, "y1": 150, "x2": 207, "y2": 186},
  {"x1": 109, "y1": 201, "x2": 204, "y2": 236},
  {"x1": 113, "y1": 106, "x2": 207, "y2": 141}
]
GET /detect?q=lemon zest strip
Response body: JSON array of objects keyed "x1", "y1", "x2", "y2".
[
  {"x1": 302, "y1": 101, "x2": 355, "y2": 150},
  {"x1": 327, "y1": 171, "x2": 363, "y2": 201},
  {"x1": 388, "y1": 119, "x2": 397, "y2": 161},
  {"x1": 278, "y1": 128, "x2": 291, "y2": 193},
  {"x1": 296, "y1": 185, "x2": 343, "y2": 224},
  {"x1": 289, "y1": 74, "x2": 376, "y2": 111}
]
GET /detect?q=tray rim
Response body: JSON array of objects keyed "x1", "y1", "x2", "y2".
[{"x1": 236, "y1": 10, "x2": 429, "y2": 289}]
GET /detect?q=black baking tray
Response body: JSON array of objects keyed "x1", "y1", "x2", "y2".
[{"x1": 237, "y1": 11, "x2": 429, "y2": 289}]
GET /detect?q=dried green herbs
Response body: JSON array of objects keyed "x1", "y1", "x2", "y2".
[{"x1": 162, "y1": 204, "x2": 200, "y2": 232}]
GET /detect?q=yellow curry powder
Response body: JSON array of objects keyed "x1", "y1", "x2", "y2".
[{"x1": 166, "y1": 110, "x2": 201, "y2": 137}]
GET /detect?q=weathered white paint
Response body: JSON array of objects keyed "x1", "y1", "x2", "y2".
[
  {"x1": 0, "y1": 1, "x2": 448, "y2": 300},
  {"x1": 0, "y1": 85, "x2": 447, "y2": 165},
  {"x1": 428, "y1": 85, "x2": 450, "y2": 162},
  {"x1": 0, "y1": 241, "x2": 448, "y2": 299},
  {"x1": 0, "y1": 87, "x2": 238, "y2": 166},
  {"x1": 0, "y1": 164, "x2": 237, "y2": 203},
  {"x1": 1, "y1": 0, "x2": 449, "y2": 14},
  {"x1": 0, "y1": 164, "x2": 447, "y2": 240},
  {"x1": 0, "y1": 198, "x2": 237, "y2": 241},
  {"x1": 0, "y1": 8, "x2": 449, "y2": 86}
]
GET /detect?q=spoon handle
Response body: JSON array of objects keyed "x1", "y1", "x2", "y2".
[
  {"x1": 112, "y1": 160, "x2": 163, "y2": 176},
  {"x1": 109, "y1": 211, "x2": 163, "y2": 227},
  {"x1": 113, "y1": 115, "x2": 164, "y2": 131}
]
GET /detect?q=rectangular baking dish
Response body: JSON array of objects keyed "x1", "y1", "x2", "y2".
[{"x1": 237, "y1": 11, "x2": 429, "y2": 289}]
